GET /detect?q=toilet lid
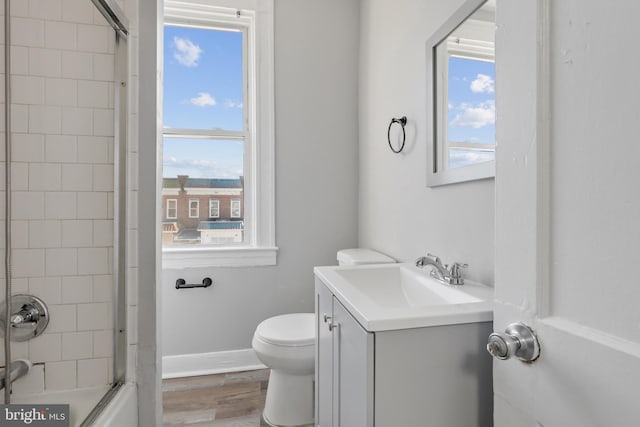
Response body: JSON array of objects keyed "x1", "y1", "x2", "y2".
[{"x1": 255, "y1": 313, "x2": 315, "y2": 347}]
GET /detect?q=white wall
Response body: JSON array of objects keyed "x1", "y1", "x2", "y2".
[
  {"x1": 162, "y1": 0, "x2": 360, "y2": 357},
  {"x1": 358, "y1": 0, "x2": 495, "y2": 285}
]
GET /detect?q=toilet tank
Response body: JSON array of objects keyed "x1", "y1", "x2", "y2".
[{"x1": 337, "y1": 249, "x2": 395, "y2": 266}]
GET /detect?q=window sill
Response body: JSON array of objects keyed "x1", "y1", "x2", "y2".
[{"x1": 162, "y1": 246, "x2": 278, "y2": 269}]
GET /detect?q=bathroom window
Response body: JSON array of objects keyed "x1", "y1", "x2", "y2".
[
  {"x1": 189, "y1": 199, "x2": 199, "y2": 218},
  {"x1": 162, "y1": 0, "x2": 275, "y2": 268},
  {"x1": 231, "y1": 199, "x2": 241, "y2": 218},
  {"x1": 166, "y1": 199, "x2": 177, "y2": 219},
  {"x1": 209, "y1": 199, "x2": 220, "y2": 218}
]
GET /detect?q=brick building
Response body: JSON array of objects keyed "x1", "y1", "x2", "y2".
[{"x1": 162, "y1": 175, "x2": 244, "y2": 245}]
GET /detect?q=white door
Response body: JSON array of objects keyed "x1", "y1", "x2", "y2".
[{"x1": 493, "y1": 0, "x2": 640, "y2": 426}]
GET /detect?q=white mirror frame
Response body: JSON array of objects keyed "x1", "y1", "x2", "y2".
[{"x1": 426, "y1": 0, "x2": 495, "y2": 187}]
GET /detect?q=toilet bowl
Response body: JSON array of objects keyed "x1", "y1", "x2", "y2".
[
  {"x1": 252, "y1": 249, "x2": 395, "y2": 426},
  {"x1": 252, "y1": 313, "x2": 315, "y2": 427}
]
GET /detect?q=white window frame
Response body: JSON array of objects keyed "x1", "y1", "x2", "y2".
[
  {"x1": 166, "y1": 199, "x2": 177, "y2": 219},
  {"x1": 162, "y1": 0, "x2": 276, "y2": 268},
  {"x1": 230, "y1": 198, "x2": 241, "y2": 218},
  {"x1": 209, "y1": 198, "x2": 220, "y2": 218},
  {"x1": 189, "y1": 199, "x2": 199, "y2": 218}
]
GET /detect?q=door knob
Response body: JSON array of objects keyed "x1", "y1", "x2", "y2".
[{"x1": 487, "y1": 322, "x2": 540, "y2": 363}]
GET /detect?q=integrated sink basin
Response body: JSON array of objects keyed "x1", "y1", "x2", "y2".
[{"x1": 314, "y1": 263, "x2": 493, "y2": 331}]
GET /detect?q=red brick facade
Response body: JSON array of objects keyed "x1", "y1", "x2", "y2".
[{"x1": 162, "y1": 176, "x2": 243, "y2": 243}]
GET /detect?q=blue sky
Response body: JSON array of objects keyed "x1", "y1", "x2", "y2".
[
  {"x1": 446, "y1": 56, "x2": 495, "y2": 168},
  {"x1": 163, "y1": 25, "x2": 244, "y2": 179},
  {"x1": 447, "y1": 56, "x2": 495, "y2": 145}
]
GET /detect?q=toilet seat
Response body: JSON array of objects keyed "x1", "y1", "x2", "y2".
[{"x1": 254, "y1": 313, "x2": 314, "y2": 347}]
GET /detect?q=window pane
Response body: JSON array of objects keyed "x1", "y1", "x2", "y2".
[
  {"x1": 446, "y1": 56, "x2": 495, "y2": 170},
  {"x1": 163, "y1": 25, "x2": 244, "y2": 131},
  {"x1": 162, "y1": 137, "x2": 244, "y2": 247}
]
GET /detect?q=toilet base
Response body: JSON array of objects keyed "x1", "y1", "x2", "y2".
[{"x1": 263, "y1": 370, "x2": 314, "y2": 427}]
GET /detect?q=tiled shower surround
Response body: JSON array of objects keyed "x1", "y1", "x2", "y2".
[{"x1": 0, "y1": 0, "x2": 139, "y2": 398}]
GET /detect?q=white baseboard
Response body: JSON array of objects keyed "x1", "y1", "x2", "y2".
[{"x1": 162, "y1": 348, "x2": 267, "y2": 379}]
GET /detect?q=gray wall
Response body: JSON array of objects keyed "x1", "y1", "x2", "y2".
[
  {"x1": 162, "y1": 0, "x2": 360, "y2": 356},
  {"x1": 358, "y1": 0, "x2": 495, "y2": 285}
]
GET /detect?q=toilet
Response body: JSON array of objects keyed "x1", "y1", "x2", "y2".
[{"x1": 252, "y1": 249, "x2": 395, "y2": 427}]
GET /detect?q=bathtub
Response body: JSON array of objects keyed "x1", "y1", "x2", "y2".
[{"x1": 12, "y1": 383, "x2": 137, "y2": 427}]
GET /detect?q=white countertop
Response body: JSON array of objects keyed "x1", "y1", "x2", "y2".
[{"x1": 314, "y1": 263, "x2": 494, "y2": 332}]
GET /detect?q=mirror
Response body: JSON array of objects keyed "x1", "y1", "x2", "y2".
[{"x1": 427, "y1": 0, "x2": 496, "y2": 187}]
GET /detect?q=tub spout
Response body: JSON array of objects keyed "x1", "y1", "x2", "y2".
[{"x1": 0, "y1": 359, "x2": 32, "y2": 391}]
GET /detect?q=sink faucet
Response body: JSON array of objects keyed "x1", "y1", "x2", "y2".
[{"x1": 415, "y1": 253, "x2": 467, "y2": 285}]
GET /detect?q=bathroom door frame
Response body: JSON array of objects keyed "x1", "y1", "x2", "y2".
[{"x1": 492, "y1": 0, "x2": 640, "y2": 425}]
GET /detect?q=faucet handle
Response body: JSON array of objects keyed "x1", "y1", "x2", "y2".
[{"x1": 448, "y1": 263, "x2": 468, "y2": 285}]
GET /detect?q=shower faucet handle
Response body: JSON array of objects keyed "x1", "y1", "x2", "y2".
[
  {"x1": 0, "y1": 295, "x2": 49, "y2": 341},
  {"x1": 10, "y1": 304, "x2": 40, "y2": 327}
]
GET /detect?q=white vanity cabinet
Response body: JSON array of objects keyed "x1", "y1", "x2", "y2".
[
  {"x1": 314, "y1": 276, "x2": 493, "y2": 427},
  {"x1": 316, "y1": 279, "x2": 374, "y2": 427}
]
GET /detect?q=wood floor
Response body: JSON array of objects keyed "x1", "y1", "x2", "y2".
[{"x1": 162, "y1": 369, "x2": 271, "y2": 427}]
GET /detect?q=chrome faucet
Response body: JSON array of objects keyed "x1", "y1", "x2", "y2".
[{"x1": 415, "y1": 253, "x2": 467, "y2": 285}]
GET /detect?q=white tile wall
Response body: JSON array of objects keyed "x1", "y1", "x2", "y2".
[
  {"x1": 28, "y1": 48, "x2": 62, "y2": 78},
  {"x1": 77, "y1": 302, "x2": 111, "y2": 331},
  {"x1": 45, "y1": 21, "x2": 77, "y2": 50},
  {"x1": 93, "y1": 219, "x2": 113, "y2": 247},
  {"x1": 11, "y1": 18, "x2": 45, "y2": 47},
  {"x1": 77, "y1": 358, "x2": 108, "y2": 387},
  {"x1": 45, "y1": 135, "x2": 77, "y2": 163},
  {"x1": 11, "y1": 163, "x2": 29, "y2": 191},
  {"x1": 77, "y1": 136, "x2": 108, "y2": 164},
  {"x1": 11, "y1": 46, "x2": 29, "y2": 75},
  {"x1": 62, "y1": 332, "x2": 92, "y2": 360},
  {"x1": 61, "y1": 51, "x2": 93, "y2": 79},
  {"x1": 44, "y1": 191, "x2": 76, "y2": 219},
  {"x1": 10, "y1": 105, "x2": 28, "y2": 134},
  {"x1": 29, "y1": 163, "x2": 61, "y2": 191},
  {"x1": 29, "y1": 333, "x2": 61, "y2": 363},
  {"x1": 45, "y1": 360, "x2": 76, "y2": 390},
  {"x1": 93, "y1": 330, "x2": 113, "y2": 358},
  {"x1": 45, "y1": 248, "x2": 77, "y2": 276},
  {"x1": 61, "y1": 276, "x2": 93, "y2": 304},
  {"x1": 29, "y1": 0, "x2": 62, "y2": 20},
  {"x1": 12, "y1": 133, "x2": 44, "y2": 162},
  {"x1": 45, "y1": 78, "x2": 77, "y2": 107},
  {"x1": 62, "y1": 0, "x2": 95, "y2": 25},
  {"x1": 61, "y1": 164, "x2": 93, "y2": 191},
  {"x1": 29, "y1": 220, "x2": 62, "y2": 248},
  {"x1": 77, "y1": 192, "x2": 107, "y2": 219},
  {"x1": 11, "y1": 220, "x2": 29, "y2": 248},
  {"x1": 29, "y1": 277, "x2": 62, "y2": 304},
  {"x1": 61, "y1": 220, "x2": 93, "y2": 247},
  {"x1": 46, "y1": 304, "x2": 76, "y2": 333},
  {"x1": 92, "y1": 275, "x2": 113, "y2": 302},
  {"x1": 29, "y1": 105, "x2": 62, "y2": 134},
  {"x1": 1, "y1": 0, "x2": 138, "y2": 400}
]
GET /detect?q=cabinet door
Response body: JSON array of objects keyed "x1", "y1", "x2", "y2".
[
  {"x1": 315, "y1": 280, "x2": 334, "y2": 427},
  {"x1": 333, "y1": 298, "x2": 373, "y2": 427}
]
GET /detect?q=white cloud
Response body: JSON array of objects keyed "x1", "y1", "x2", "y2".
[
  {"x1": 448, "y1": 150, "x2": 495, "y2": 169},
  {"x1": 173, "y1": 36, "x2": 202, "y2": 67},
  {"x1": 224, "y1": 99, "x2": 243, "y2": 109},
  {"x1": 190, "y1": 92, "x2": 217, "y2": 107},
  {"x1": 470, "y1": 74, "x2": 495, "y2": 93},
  {"x1": 450, "y1": 100, "x2": 495, "y2": 129},
  {"x1": 164, "y1": 157, "x2": 242, "y2": 179}
]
